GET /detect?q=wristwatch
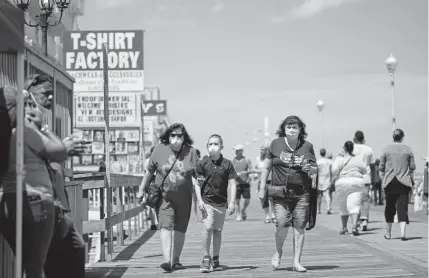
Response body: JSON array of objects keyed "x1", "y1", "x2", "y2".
[{"x1": 40, "y1": 125, "x2": 49, "y2": 133}]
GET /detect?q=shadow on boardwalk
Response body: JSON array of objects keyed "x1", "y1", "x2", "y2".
[{"x1": 86, "y1": 196, "x2": 428, "y2": 278}]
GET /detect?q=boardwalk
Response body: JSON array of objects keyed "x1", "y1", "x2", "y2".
[{"x1": 86, "y1": 195, "x2": 428, "y2": 277}]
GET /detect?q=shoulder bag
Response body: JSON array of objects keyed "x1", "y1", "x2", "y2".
[{"x1": 146, "y1": 145, "x2": 183, "y2": 209}]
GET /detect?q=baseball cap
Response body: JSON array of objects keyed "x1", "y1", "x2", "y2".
[{"x1": 234, "y1": 144, "x2": 244, "y2": 150}]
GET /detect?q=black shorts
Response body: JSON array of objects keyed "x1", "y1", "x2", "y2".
[{"x1": 236, "y1": 183, "x2": 251, "y2": 199}]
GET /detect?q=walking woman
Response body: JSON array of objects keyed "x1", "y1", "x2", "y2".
[
  {"x1": 1, "y1": 86, "x2": 68, "y2": 278},
  {"x1": 379, "y1": 129, "x2": 415, "y2": 241},
  {"x1": 137, "y1": 123, "x2": 199, "y2": 272},
  {"x1": 332, "y1": 141, "x2": 368, "y2": 236},
  {"x1": 255, "y1": 144, "x2": 275, "y2": 223},
  {"x1": 258, "y1": 116, "x2": 317, "y2": 272}
]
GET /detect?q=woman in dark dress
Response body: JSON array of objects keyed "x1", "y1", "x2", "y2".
[
  {"x1": 137, "y1": 123, "x2": 198, "y2": 272},
  {"x1": 258, "y1": 116, "x2": 317, "y2": 272}
]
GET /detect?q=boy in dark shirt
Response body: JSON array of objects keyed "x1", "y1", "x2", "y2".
[{"x1": 195, "y1": 134, "x2": 237, "y2": 273}]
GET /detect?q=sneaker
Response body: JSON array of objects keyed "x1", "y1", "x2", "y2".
[
  {"x1": 200, "y1": 255, "x2": 213, "y2": 273},
  {"x1": 212, "y1": 257, "x2": 223, "y2": 271},
  {"x1": 271, "y1": 252, "x2": 281, "y2": 269},
  {"x1": 361, "y1": 220, "x2": 368, "y2": 231}
]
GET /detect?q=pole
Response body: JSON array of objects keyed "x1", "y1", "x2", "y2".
[
  {"x1": 391, "y1": 73, "x2": 396, "y2": 131},
  {"x1": 319, "y1": 111, "x2": 324, "y2": 148},
  {"x1": 40, "y1": 13, "x2": 48, "y2": 56},
  {"x1": 264, "y1": 116, "x2": 269, "y2": 145},
  {"x1": 15, "y1": 52, "x2": 25, "y2": 278},
  {"x1": 103, "y1": 43, "x2": 113, "y2": 261}
]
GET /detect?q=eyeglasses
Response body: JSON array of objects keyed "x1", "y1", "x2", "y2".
[{"x1": 170, "y1": 133, "x2": 183, "y2": 138}]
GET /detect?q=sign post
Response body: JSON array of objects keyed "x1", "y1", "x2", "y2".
[
  {"x1": 64, "y1": 30, "x2": 145, "y2": 175},
  {"x1": 1, "y1": 2, "x2": 27, "y2": 277},
  {"x1": 102, "y1": 43, "x2": 114, "y2": 260}
]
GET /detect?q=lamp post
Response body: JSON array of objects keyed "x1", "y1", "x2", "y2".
[
  {"x1": 264, "y1": 116, "x2": 269, "y2": 145},
  {"x1": 316, "y1": 100, "x2": 325, "y2": 148},
  {"x1": 385, "y1": 53, "x2": 398, "y2": 131},
  {"x1": 14, "y1": 0, "x2": 72, "y2": 56}
]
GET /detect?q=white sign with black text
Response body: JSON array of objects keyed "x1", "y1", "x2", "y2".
[{"x1": 74, "y1": 92, "x2": 141, "y2": 127}]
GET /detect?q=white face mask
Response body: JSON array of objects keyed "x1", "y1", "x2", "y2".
[
  {"x1": 285, "y1": 125, "x2": 300, "y2": 139},
  {"x1": 169, "y1": 135, "x2": 184, "y2": 149},
  {"x1": 208, "y1": 145, "x2": 221, "y2": 154}
]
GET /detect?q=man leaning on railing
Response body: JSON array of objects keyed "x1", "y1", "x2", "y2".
[{"x1": 24, "y1": 74, "x2": 88, "y2": 278}]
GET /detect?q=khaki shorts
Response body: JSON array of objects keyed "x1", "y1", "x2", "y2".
[{"x1": 202, "y1": 203, "x2": 227, "y2": 231}]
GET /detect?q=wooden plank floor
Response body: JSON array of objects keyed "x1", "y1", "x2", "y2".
[{"x1": 86, "y1": 196, "x2": 428, "y2": 277}]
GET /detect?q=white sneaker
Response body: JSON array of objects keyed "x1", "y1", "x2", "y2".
[{"x1": 271, "y1": 252, "x2": 281, "y2": 269}]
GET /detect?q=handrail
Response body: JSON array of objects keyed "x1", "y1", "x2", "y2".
[{"x1": 63, "y1": 172, "x2": 146, "y2": 262}]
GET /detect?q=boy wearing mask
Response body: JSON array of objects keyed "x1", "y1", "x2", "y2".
[{"x1": 195, "y1": 134, "x2": 237, "y2": 273}]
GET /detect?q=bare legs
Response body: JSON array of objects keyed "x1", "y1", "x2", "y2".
[
  {"x1": 318, "y1": 190, "x2": 332, "y2": 214},
  {"x1": 385, "y1": 222, "x2": 407, "y2": 238},
  {"x1": 159, "y1": 229, "x2": 186, "y2": 267},
  {"x1": 272, "y1": 226, "x2": 306, "y2": 271},
  {"x1": 235, "y1": 199, "x2": 250, "y2": 220}
]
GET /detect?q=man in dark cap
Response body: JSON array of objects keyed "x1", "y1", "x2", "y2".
[{"x1": 24, "y1": 74, "x2": 87, "y2": 278}]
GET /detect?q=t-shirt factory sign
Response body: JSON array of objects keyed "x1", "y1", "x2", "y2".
[
  {"x1": 74, "y1": 92, "x2": 141, "y2": 128},
  {"x1": 63, "y1": 30, "x2": 144, "y2": 92}
]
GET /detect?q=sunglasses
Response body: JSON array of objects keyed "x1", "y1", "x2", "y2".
[
  {"x1": 170, "y1": 133, "x2": 183, "y2": 138},
  {"x1": 27, "y1": 74, "x2": 53, "y2": 94}
]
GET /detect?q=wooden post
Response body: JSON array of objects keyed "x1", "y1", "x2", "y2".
[
  {"x1": 99, "y1": 187, "x2": 106, "y2": 262},
  {"x1": 116, "y1": 187, "x2": 124, "y2": 246},
  {"x1": 127, "y1": 189, "x2": 132, "y2": 240}
]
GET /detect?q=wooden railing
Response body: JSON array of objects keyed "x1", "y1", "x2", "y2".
[
  {"x1": 65, "y1": 172, "x2": 145, "y2": 262},
  {"x1": 0, "y1": 172, "x2": 146, "y2": 277}
]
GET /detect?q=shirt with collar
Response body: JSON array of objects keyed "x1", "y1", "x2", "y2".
[{"x1": 197, "y1": 154, "x2": 237, "y2": 206}]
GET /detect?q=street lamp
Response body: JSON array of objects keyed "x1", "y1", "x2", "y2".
[
  {"x1": 384, "y1": 53, "x2": 398, "y2": 131},
  {"x1": 13, "y1": 0, "x2": 72, "y2": 56},
  {"x1": 316, "y1": 100, "x2": 325, "y2": 148}
]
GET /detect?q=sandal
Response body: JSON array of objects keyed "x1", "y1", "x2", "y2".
[
  {"x1": 172, "y1": 262, "x2": 185, "y2": 270},
  {"x1": 339, "y1": 228, "x2": 348, "y2": 235}
]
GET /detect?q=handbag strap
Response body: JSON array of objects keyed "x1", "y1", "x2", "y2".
[
  {"x1": 200, "y1": 159, "x2": 228, "y2": 202},
  {"x1": 159, "y1": 145, "x2": 184, "y2": 192},
  {"x1": 337, "y1": 156, "x2": 353, "y2": 177}
]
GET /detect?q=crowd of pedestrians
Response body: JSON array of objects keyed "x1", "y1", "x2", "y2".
[
  {"x1": 136, "y1": 118, "x2": 420, "y2": 274},
  {"x1": 0, "y1": 76, "x2": 423, "y2": 276}
]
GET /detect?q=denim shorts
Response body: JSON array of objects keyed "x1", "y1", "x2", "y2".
[{"x1": 273, "y1": 188, "x2": 310, "y2": 229}]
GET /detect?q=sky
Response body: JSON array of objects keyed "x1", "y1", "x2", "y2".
[{"x1": 78, "y1": 0, "x2": 428, "y2": 172}]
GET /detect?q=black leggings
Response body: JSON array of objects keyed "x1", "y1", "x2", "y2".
[{"x1": 384, "y1": 178, "x2": 410, "y2": 224}]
